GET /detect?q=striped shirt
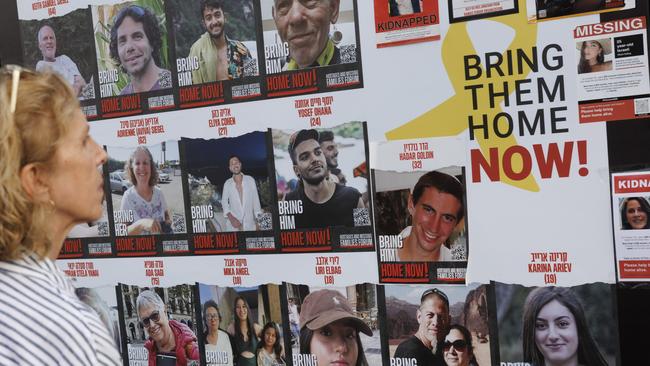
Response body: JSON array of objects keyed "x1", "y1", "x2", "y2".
[{"x1": 0, "y1": 253, "x2": 122, "y2": 365}]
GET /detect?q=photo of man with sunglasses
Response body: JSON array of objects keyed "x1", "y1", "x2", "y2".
[
  {"x1": 394, "y1": 288, "x2": 450, "y2": 366},
  {"x1": 136, "y1": 290, "x2": 200, "y2": 365}
]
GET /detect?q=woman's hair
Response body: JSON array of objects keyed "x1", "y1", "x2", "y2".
[
  {"x1": 522, "y1": 287, "x2": 607, "y2": 366},
  {"x1": 109, "y1": 5, "x2": 164, "y2": 68},
  {"x1": 136, "y1": 289, "x2": 165, "y2": 314},
  {"x1": 234, "y1": 296, "x2": 255, "y2": 344},
  {"x1": 125, "y1": 146, "x2": 159, "y2": 187},
  {"x1": 76, "y1": 288, "x2": 120, "y2": 345},
  {"x1": 0, "y1": 66, "x2": 79, "y2": 260},
  {"x1": 620, "y1": 197, "x2": 650, "y2": 229},
  {"x1": 257, "y1": 321, "x2": 284, "y2": 362},
  {"x1": 299, "y1": 324, "x2": 368, "y2": 366},
  {"x1": 202, "y1": 299, "x2": 221, "y2": 339},
  {"x1": 447, "y1": 324, "x2": 479, "y2": 366},
  {"x1": 578, "y1": 40, "x2": 605, "y2": 74}
]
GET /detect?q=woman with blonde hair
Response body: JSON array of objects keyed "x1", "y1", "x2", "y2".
[
  {"x1": 120, "y1": 145, "x2": 172, "y2": 235},
  {"x1": 0, "y1": 65, "x2": 121, "y2": 364}
]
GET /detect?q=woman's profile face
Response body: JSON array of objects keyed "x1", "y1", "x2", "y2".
[
  {"x1": 48, "y1": 110, "x2": 107, "y2": 224},
  {"x1": 132, "y1": 149, "x2": 152, "y2": 187},
  {"x1": 443, "y1": 329, "x2": 470, "y2": 366},
  {"x1": 534, "y1": 300, "x2": 579, "y2": 366},
  {"x1": 626, "y1": 199, "x2": 648, "y2": 229},
  {"x1": 583, "y1": 41, "x2": 602, "y2": 61},
  {"x1": 263, "y1": 326, "x2": 277, "y2": 348},
  {"x1": 235, "y1": 298, "x2": 248, "y2": 321},
  {"x1": 310, "y1": 320, "x2": 359, "y2": 366},
  {"x1": 205, "y1": 306, "x2": 220, "y2": 332}
]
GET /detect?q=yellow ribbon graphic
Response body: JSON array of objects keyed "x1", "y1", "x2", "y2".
[{"x1": 386, "y1": 8, "x2": 540, "y2": 191}]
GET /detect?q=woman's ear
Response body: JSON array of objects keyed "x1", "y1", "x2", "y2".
[{"x1": 19, "y1": 162, "x2": 51, "y2": 203}]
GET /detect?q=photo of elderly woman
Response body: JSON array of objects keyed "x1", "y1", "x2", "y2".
[
  {"x1": 496, "y1": 282, "x2": 617, "y2": 366},
  {"x1": 197, "y1": 284, "x2": 285, "y2": 366},
  {"x1": 107, "y1": 141, "x2": 187, "y2": 236},
  {"x1": 619, "y1": 197, "x2": 650, "y2": 230},
  {"x1": 120, "y1": 285, "x2": 199, "y2": 365},
  {"x1": 285, "y1": 284, "x2": 380, "y2": 366},
  {"x1": 577, "y1": 39, "x2": 613, "y2": 74}
]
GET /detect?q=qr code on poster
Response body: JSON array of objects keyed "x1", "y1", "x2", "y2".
[
  {"x1": 635, "y1": 98, "x2": 649, "y2": 115},
  {"x1": 98, "y1": 222, "x2": 109, "y2": 237},
  {"x1": 257, "y1": 212, "x2": 272, "y2": 231},
  {"x1": 353, "y1": 208, "x2": 370, "y2": 226},
  {"x1": 340, "y1": 45, "x2": 357, "y2": 64}
]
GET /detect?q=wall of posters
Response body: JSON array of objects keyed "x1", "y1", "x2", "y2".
[{"x1": 12, "y1": 0, "x2": 650, "y2": 364}]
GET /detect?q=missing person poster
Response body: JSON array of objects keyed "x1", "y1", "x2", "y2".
[
  {"x1": 91, "y1": 0, "x2": 177, "y2": 118},
  {"x1": 181, "y1": 132, "x2": 277, "y2": 255},
  {"x1": 448, "y1": 0, "x2": 518, "y2": 23},
  {"x1": 284, "y1": 283, "x2": 381, "y2": 366},
  {"x1": 18, "y1": 6, "x2": 100, "y2": 118},
  {"x1": 575, "y1": 17, "x2": 650, "y2": 123},
  {"x1": 272, "y1": 122, "x2": 374, "y2": 253},
  {"x1": 611, "y1": 171, "x2": 650, "y2": 281},
  {"x1": 380, "y1": 284, "x2": 494, "y2": 366},
  {"x1": 374, "y1": 0, "x2": 440, "y2": 47},
  {"x1": 118, "y1": 284, "x2": 200, "y2": 366},
  {"x1": 260, "y1": 0, "x2": 363, "y2": 95},
  {"x1": 107, "y1": 141, "x2": 190, "y2": 257},
  {"x1": 494, "y1": 282, "x2": 619, "y2": 365},
  {"x1": 526, "y1": 0, "x2": 627, "y2": 23},
  {"x1": 169, "y1": 0, "x2": 262, "y2": 108},
  {"x1": 371, "y1": 138, "x2": 468, "y2": 284},
  {"x1": 196, "y1": 284, "x2": 284, "y2": 366}
]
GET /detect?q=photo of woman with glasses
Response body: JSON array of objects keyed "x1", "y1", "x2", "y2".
[
  {"x1": 620, "y1": 197, "x2": 650, "y2": 230},
  {"x1": 443, "y1": 324, "x2": 479, "y2": 366},
  {"x1": 202, "y1": 300, "x2": 234, "y2": 366},
  {"x1": 522, "y1": 287, "x2": 607, "y2": 366},
  {"x1": 136, "y1": 290, "x2": 200, "y2": 365}
]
